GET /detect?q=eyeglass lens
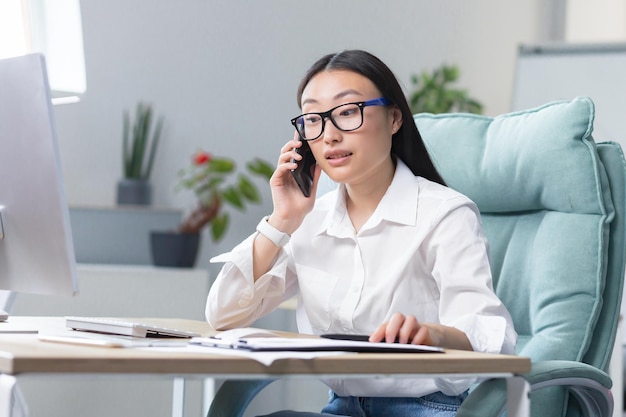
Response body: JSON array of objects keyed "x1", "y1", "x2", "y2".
[{"x1": 295, "y1": 103, "x2": 363, "y2": 140}]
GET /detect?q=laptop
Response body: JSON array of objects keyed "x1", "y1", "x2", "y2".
[{"x1": 65, "y1": 316, "x2": 200, "y2": 338}]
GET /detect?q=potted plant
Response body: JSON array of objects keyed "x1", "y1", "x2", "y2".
[
  {"x1": 408, "y1": 64, "x2": 484, "y2": 115},
  {"x1": 116, "y1": 102, "x2": 164, "y2": 205},
  {"x1": 149, "y1": 149, "x2": 274, "y2": 268}
]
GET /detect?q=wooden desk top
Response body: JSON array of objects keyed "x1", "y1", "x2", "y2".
[{"x1": 0, "y1": 317, "x2": 531, "y2": 377}]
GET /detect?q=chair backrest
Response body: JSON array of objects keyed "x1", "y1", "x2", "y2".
[
  {"x1": 415, "y1": 97, "x2": 626, "y2": 415},
  {"x1": 587, "y1": 142, "x2": 626, "y2": 368}
]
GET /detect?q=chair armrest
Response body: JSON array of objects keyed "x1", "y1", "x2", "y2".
[
  {"x1": 206, "y1": 379, "x2": 276, "y2": 417},
  {"x1": 455, "y1": 360, "x2": 613, "y2": 417}
]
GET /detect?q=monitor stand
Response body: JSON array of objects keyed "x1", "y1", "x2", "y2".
[
  {"x1": 0, "y1": 207, "x2": 6, "y2": 321},
  {"x1": 0, "y1": 205, "x2": 4, "y2": 240}
]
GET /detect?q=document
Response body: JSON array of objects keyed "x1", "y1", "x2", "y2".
[{"x1": 190, "y1": 336, "x2": 444, "y2": 353}]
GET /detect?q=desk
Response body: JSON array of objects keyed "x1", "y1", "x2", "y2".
[
  {"x1": 0, "y1": 317, "x2": 531, "y2": 417},
  {"x1": 8, "y1": 264, "x2": 212, "y2": 417}
]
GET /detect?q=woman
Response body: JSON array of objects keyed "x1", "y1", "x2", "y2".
[{"x1": 206, "y1": 50, "x2": 516, "y2": 417}]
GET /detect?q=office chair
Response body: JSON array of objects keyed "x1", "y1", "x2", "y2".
[
  {"x1": 206, "y1": 96, "x2": 626, "y2": 417},
  {"x1": 416, "y1": 96, "x2": 626, "y2": 417}
]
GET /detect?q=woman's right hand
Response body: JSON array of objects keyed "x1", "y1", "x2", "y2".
[{"x1": 267, "y1": 133, "x2": 321, "y2": 235}]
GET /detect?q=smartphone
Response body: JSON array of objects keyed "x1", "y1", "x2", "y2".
[
  {"x1": 321, "y1": 334, "x2": 402, "y2": 343},
  {"x1": 321, "y1": 334, "x2": 371, "y2": 342},
  {"x1": 290, "y1": 138, "x2": 316, "y2": 197}
]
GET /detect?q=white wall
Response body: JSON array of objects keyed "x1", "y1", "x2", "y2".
[
  {"x1": 566, "y1": 0, "x2": 626, "y2": 41},
  {"x1": 53, "y1": 0, "x2": 549, "y2": 268}
]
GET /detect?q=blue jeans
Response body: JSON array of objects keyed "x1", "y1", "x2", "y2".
[{"x1": 257, "y1": 390, "x2": 468, "y2": 417}]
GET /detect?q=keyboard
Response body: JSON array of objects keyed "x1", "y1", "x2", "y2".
[{"x1": 65, "y1": 316, "x2": 200, "y2": 338}]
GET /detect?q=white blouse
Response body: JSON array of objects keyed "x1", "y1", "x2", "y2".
[{"x1": 206, "y1": 160, "x2": 517, "y2": 397}]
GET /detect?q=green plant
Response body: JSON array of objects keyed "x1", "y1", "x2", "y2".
[
  {"x1": 176, "y1": 150, "x2": 274, "y2": 241},
  {"x1": 408, "y1": 64, "x2": 484, "y2": 115},
  {"x1": 122, "y1": 102, "x2": 164, "y2": 179}
]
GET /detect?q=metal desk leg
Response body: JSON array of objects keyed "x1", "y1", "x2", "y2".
[
  {"x1": 507, "y1": 376, "x2": 531, "y2": 417},
  {"x1": 202, "y1": 378, "x2": 216, "y2": 417},
  {"x1": 0, "y1": 375, "x2": 27, "y2": 417},
  {"x1": 172, "y1": 377, "x2": 185, "y2": 417},
  {"x1": 0, "y1": 375, "x2": 15, "y2": 417}
]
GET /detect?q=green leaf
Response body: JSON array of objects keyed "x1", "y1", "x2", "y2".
[
  {"x1": 441, "y1": 66, "x2": 453, "y2": 83},
  {"x1": 210, "y1": 159, "x2": 235, "y2": 173},
  {"x1": 247, "y1": 158, "x2": 274, "y2": 180},
  {"x1": 122, "y1": 110, "x2": 131, "y2": 176},
  {"x1": 238, "y1": 174, "x2": 260, "y2": 202},
  {"x1": 143, "y1": 115, "x2": 164, "y2": 179},
  {"x1": 131, "y1": 103, "x2": 149, "y2": 178},
  {"x1": 211, "y1": 213, "x2": 229, "y2": 241},
  {"x1": 222, "y1": 186, "x2": 244, "y2": 209}
]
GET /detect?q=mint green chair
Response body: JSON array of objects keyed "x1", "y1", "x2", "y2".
[
  {"x1": 206, "y1": 97, "x2": 626, "y2": 417},
  {"x1": 415, "y1": 96, "x2": 626, "y2": 417}
]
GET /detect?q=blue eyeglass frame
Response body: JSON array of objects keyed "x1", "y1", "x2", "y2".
[{"x1": 290, "y1": 97, "x2": 390, "y2": 141}]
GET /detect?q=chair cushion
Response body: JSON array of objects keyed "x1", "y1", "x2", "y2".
[{"x1": 414, "y1": 97, "x2": 614, "y2": 363}]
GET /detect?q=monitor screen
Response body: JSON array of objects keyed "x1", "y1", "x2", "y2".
[{"x1": 0, "y1": 53, "x2": 78, "y2": 306}]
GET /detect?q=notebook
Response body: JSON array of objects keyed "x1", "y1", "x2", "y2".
[{"x1": 65, "y1": 316, "x2": 200, "y2": 338}]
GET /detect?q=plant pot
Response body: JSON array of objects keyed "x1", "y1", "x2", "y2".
[
  {"x1": 117, "y1": 178, "x2": 152, "y2": 206},
  {"x1": 150, "y1": 231, "x2": 200, "y2": 268}
]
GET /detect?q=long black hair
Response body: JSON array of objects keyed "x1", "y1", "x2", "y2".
[{"x1": 296, "y1": 50, "x2": 446, "y2": 186}]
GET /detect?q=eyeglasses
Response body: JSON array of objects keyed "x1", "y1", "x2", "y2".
[{"x1": 291, "y1": 97, "x2": 389, "y2": 141}]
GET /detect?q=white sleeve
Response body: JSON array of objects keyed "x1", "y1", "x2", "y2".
[
  {"x1": 428, "y1": 201, "x2": 518, "y2": 395},
  {"x1": 205, "y1": 232, "x2": 298, "y2": 330},
  {"x1": 429, "y1": 201, "x2": 517, "y2": 354}
]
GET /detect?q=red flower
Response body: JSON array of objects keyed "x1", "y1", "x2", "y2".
[{"x1": 193, "y1": 151, "x2": 211, "y2": 166}]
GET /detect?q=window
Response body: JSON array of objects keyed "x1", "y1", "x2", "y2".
[
  {"x1": 0, "y1": 0, "x2": 86, "y2": 96},
  {"x1": 0, "y1": 0, "x2": 30, "y2": 59}
]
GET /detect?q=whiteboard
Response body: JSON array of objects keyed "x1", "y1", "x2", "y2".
[{"x1": 512, "y1": 43, "x2": 626, "y2": 147}]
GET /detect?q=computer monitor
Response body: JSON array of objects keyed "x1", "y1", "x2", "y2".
[{"x1": 0, "y1": 53, "x2": 78, "y2": 315}]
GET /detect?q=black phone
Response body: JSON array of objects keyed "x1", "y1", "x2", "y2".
[
  {"x1": 290, "y1": 138, "x2": 316, "y2": 197},
  {"x1": 321, "y1": 334, "x2": 402, "y2": 343},
  {"x1": 321, "y1": 334, "x2": 371, "y2": 342}
]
